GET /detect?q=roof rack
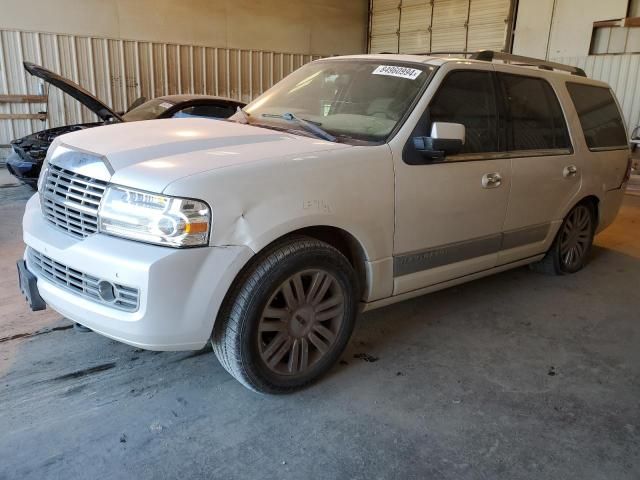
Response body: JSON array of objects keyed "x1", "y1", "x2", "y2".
[{"x1": 420, "y1": 50, "x2": 587, "y2": 77}]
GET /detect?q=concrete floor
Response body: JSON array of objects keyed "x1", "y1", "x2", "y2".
[{"x1": 1, "y1": 171, "x2": 639, "y2": 480}]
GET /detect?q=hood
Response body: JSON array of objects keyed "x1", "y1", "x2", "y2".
[
  {"x1": 24, "y1": 62, "x2": 122, "y2": 122},
  {"x1": 56, "y1": 118, "x2": 350, "y2": 192}
]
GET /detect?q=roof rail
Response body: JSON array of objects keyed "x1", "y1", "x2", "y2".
[{"x1": 421, "y1": 50, "x2": 587, "y2": 77}]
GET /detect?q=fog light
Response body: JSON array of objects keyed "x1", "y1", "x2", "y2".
[{"x1": 97, "y1": 280, "x2": 116, "y2": 302}]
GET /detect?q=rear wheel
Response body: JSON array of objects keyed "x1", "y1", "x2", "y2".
[
  {"x1": 530, "y1": 203, "x2": 595, "y2": 275},
  {"x1": 212, "y1": 236, "x2": 358, "y2": 393}
]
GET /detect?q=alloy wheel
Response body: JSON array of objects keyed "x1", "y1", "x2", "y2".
[
  {"x1": 258, "y1": 269, "x2": 345, "y2": 376},
  {"x1": 559, "y1": 205, "x2": 592, "y2": 271}
]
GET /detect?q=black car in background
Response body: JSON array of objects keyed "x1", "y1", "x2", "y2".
[{"x1": 7, "y1": 62, "x2": 245, "y2": 188}]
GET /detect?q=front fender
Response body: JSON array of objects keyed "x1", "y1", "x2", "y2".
[{"x1": 164, "y1": 145, "x2": 395, "y2": 263}]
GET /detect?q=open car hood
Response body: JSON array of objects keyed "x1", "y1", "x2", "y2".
[{"x1": 24, "y1": 61, "x2": 122, "y2": 122}]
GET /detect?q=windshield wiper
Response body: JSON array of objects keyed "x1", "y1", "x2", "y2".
[{"x1": 261, "y1": 112, "x2": 336, "y2": 142}]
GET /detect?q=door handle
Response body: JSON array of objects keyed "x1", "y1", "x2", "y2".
[
  {"x1": 482, "y1": 172, "x2": 502, "y2": 188},
  {"x1": 563, "y1": 165, "x2": 578, "y2": 178}
]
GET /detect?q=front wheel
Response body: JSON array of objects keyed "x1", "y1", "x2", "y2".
[
  {"x1": 212, "y1": 236, "x2": 358, "y2": 393},
  {"x1": 530, "y1": 203, "x2": 595, "y2": 275}
]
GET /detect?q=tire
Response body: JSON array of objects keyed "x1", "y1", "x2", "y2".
[
  {"x1": 530, "y1": 202, "x2": 596, "y2": 275},
  {"x1": 212, "y1": 236, "x2": 359, "y2": 394}
]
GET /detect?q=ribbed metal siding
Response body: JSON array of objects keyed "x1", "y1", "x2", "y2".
[
  {"x1": 0, "y1": 29, "x2": 322, "y2": 150},
  {"x1": 552, "y1": 54, "x2": 640, "y2": 133}
]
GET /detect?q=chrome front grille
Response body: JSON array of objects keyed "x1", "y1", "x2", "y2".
[
  {"x1": 27, "y1": 248, "x2": 140, "y2": 312},
  {"x1": 41, "y1": 164, "x2": 107, "y2": 238}
]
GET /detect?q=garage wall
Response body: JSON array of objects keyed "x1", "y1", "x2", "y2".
[
  {"x1": 0, "y1": 0, "x2": 368, "y2": 153},
  {"x1": 0, "y1": 29, "x2": 325, "y2": 148},
  {"x1": 369, "y1": 0, "x2": 513, "y2": 54},
  {"x1": 0, "y1": 0, "x2": 368, "y2": 56},
  {"x1": 512, "y1": 0, "x2": 639, "y2": 133},
  {"x1": 513, "y1": 0, "x2": 629, "y2": 58}
]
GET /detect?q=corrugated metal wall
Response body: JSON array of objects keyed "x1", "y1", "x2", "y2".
[
  {"x1": 552, "y1": 54, "x2": 640, "y2": 132},
  {"x1": 0, "y1": 29, "x2": 322, "y2": 150}
]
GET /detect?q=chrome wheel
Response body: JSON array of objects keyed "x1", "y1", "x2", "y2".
[
  {"x1": 258, "y1": 269, "x2": 345, "y2": 376},
  {"x1": 559, "y1": 205, "x2": 592, "y2": 271}
]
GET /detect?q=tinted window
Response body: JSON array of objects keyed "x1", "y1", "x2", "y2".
[
  {"x1": 499, "y1": 74, "x2": 570, "y2": 151},
  {"x1": 172, "y1": 104, "x2": 237, "y2": 119},
  {"x1": 566, "y1": 83, "x2": 628, "y2": 150},
  {"x1": 428, "y1": 71, "x2": 499, "y2": 154}
]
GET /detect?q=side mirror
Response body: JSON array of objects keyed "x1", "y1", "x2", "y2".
[{"x1": 413, "y1": 122, "x2": 465, "y2": 161}]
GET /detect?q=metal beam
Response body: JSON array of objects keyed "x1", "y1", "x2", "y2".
[
  {"x1": 0, "y1": 94, "x2": 47, "y2": 103},
  {"x1": 0, "y1": 113, "x2": 47, "y2": 120}
]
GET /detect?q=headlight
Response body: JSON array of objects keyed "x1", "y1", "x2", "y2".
[{"x1": 98, "y1": 186, "x2": 211, "y2": 247}]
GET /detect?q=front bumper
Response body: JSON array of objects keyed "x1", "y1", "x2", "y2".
[
  {"x1": 22, "y1": 194, "x2": 253, "y2": 350},
  {"x1": 6, "y1": 150, "x2": 39, "y2": 184}
]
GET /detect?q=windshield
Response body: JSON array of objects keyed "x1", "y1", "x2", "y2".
[
  {"x1": 240, "y1": 60, "x2": 436, "y2": 144},
  {"x1": 122, "y1": 98, "x2": 175, "y2": 121}
]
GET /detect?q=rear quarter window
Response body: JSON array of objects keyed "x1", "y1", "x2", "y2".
[{"x1": 566, "y1": 83, "x2": 628, "y2": 150}]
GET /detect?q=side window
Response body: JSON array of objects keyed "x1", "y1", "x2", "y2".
[
  {"x1": 566, "y1": 83, "x2": 628, "y2": 150},
  {"x1": 172, "y1": 104, "x2": 236, "y2": 119},
  {"x1": 428, "y1": 70, "x2": 499, "y2": 154},
  {"x1": 499, "y1": 74, "x2": 571, "y2": 151}
]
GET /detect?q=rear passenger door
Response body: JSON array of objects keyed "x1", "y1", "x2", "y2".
[{"x1": 497, "y1": 72, "x2": 579, "y2": 265}]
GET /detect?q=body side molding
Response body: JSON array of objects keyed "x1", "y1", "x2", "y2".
[{"x1": 393, "y1": 223, "x2": 551, "y2": 277}]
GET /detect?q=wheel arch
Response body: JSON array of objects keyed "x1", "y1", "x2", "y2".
[
  {"x1": 229, "y1": 223, "x2": 373, "y2": 303},
  {"x1": 211, "y1": 224, "x2": 373, "y2": 344},
  {"x1": 574, "y1": 194, "x2": 600, "y2": 227},
  {"x1": 284, "y1": 226, "x2": 369, "y2": 299}
]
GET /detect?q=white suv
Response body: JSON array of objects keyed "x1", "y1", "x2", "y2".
[{"x1": 18, "y1": 52, "x2": 632, "y2": 393}]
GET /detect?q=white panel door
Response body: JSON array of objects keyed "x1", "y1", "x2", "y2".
[
  {"x1": 467, "y1": 0, "x2": 510, "y2": 51},
  {"x1": 431, "y1": 0, "x2": 469, "y2": 51},
  {"x1": 370, "y1": 0, "x2": 401, "y2": 53},
  {"x1": 399, "y1": 0, "x2": 432, "y2": 54},
  {"x1": 369, "y1": 0, "x2": 511, "y2": 54}
]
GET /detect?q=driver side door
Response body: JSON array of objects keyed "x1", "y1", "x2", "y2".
[{"x1": 392, "y1": 65, "x2": 511, "y2": 295}]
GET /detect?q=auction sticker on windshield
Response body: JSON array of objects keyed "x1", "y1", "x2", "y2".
[{"x1": 372, "y1": 65, "x2": 422, "y2": 80}]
